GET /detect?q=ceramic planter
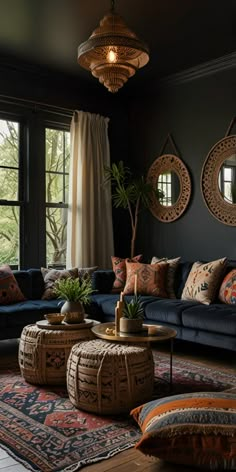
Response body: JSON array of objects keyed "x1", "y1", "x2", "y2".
[
  {"x1": 119, "y1": 317, "x2": 143, "y2": 333},
  {"x1": 60, "y1": 301, "x2": 85, "y2": 323}
]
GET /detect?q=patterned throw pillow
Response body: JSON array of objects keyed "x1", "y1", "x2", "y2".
[
  {"x1": 181, "y1": 258, "x2": 226, "y2": 305},
  {"x1": 219, "y1": 269, "x2": 236, "y2": 304},
  {"x1": 77, "y1": 266, "x2": 98, "y2": 280},
  {"x1": 41, "y1": 267, "x2": 79, "y2": 300},
  {"x1": 41, "y1": 266, "x2": 98, "y2": 300},
  {"x1": 151, "y1": 256, "x2": 180, "y2": 298},
  {"x1": 111, "y1": 255, "x2": 142, "y2": 292},
  {"x1": 131, "y1": 392, "x2": 236, "y2": 470},
  {"x1": 0, "y1": 264, "x2": 26, "y2": 304},
  {"x1": 123, "y1": 261, "x2": 168, "y2": 297}
]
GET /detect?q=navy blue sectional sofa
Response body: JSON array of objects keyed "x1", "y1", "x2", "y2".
[
  {"x1": 2, "y1": 262, "x2": 236, "y2": 352},
  {"x1": 0, "y1": 269, "x2": 61, "y2": 341},
  {"x1": 89, "y1": 260, "x2": 236, "y2": 352}
]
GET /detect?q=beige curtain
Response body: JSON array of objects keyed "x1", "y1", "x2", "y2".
[{"x1": 66, "y1": 110, "x2": 114, "y2": 269}]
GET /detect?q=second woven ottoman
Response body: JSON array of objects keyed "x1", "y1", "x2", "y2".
[{"x1": 67, "y1": 339, "x2": 154, "y2": 414}]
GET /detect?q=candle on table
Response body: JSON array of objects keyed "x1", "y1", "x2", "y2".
[
  {"x1": 134, "y1": 274, "x2": 138, "y2": 297},
  {"x1": 115, "y1": 305, "x2": 119, "y2": 334}
]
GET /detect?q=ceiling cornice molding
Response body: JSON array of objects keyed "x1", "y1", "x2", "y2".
[{"x1": 159, "y1": 51, "x2": 236, "y2": 88}]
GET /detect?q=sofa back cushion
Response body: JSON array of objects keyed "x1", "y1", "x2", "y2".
[
  {"x1": 28, "y1": 269, "x2": 45, "y2": 299},
  {"x1": 13, "y1": 270, "x2": 32, "y2": 299},
  {"x1": 174, "y1": 261, "x2": 194, "y2": 299}
]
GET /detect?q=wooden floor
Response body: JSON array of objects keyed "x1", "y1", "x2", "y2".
[{"x1": 0, "y1": 339, "x2": 235, "y2": 472}]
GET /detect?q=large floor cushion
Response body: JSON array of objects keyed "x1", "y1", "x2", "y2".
[
  {"x1": 67, "y1": 339, "x2": 154, "y2": 415},
  {"x1": 131, "y1": 391, "x2": 236, "y2": 470}
]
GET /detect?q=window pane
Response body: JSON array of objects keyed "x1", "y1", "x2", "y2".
[
  {"x1": 45, "y1": 128, "x2": 70, "y2": 173},
  {"x1": 45, "y1": 128, "x2": 70, "y2": 204},
  {"x1": 0, "y1": 120, "x2": 19, "y2": 167},
  {"x1": 0, "y1": 206, "x2": 19, "y2": 266},
  {"x1": 224, "y1": 167, "x2": 232, "y2": 181},
  {"x1": 225, "y1": 182, "x2": 232, "y2": 202},
  {"x1": 46, "y1": 173, "x2": 64, "y2": 203},
  {"x1": 0, "y1": 168, "x2": 18, "y2": 200},
  {"x1": 0, "y1": 120, "x2": 19, "y2": 201},
  {"x1": 46, "y1": 207, "x2": 67, "y2": 266}
]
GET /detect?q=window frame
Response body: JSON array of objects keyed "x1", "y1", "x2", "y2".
[{"x1": 0, "y1": 105, "x2": 71, "y2": 269}]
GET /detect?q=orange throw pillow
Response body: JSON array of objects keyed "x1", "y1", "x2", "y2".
[
  {"x1": 111, "y1": 255, "x2": 142, "y2": 291},
  {"x1": 123, "y1": 261, "x2": 168, "y2": 297}
]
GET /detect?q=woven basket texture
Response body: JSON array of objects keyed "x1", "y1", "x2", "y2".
[
  {"x1": 18, "y1": 324, "x2": 94, "y2": 385},
  {"x1": 67, "y1": 339, "x2": 154, "y2": 414}
]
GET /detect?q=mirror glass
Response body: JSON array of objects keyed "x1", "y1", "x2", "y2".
[
  {"x1": 218, "y1": 153, "x2": 236, "y2": 204},
  {"x1": 157, "y1": 171, "x2": 180, "y2": 207}
]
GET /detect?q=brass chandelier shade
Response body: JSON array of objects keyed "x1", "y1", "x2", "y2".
[{"x1": 77, "y1": 2, "x2": 150, "y2": 93}]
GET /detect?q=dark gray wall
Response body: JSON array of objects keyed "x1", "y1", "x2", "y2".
[
  {"x1": 127, "y1": 64, "x2": 236, "y2": 261},
  {"x1": 0, "y1": 61, "x2": 130, "y2": 264}
]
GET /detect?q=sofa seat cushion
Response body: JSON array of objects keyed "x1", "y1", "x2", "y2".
[
  {"x1": 0, "y1": 299, "x2": 61, "y2": 328},
  {"x1": 144, "y1": 299, "x2": 199, "y2": 326},
  {"x1": 90, "y1": 294, "x2": 157, "y2": 318},
  {"x1": 182, "y1": 303, "x2": 236, "y2": 335}
]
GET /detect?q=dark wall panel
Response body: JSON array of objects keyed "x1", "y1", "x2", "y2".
[{"x1": 128, "y1": 67, "x2": 236, "y2": 261}]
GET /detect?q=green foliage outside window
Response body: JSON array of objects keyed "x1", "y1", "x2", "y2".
[
  {"x1": 0, "y1": 120, "x2": 19, "y2": 265},
  {"x1": 0, "y1": 121, "x2": 70, "y2": 267},
  {"x1": 45, "y1": 128, "x2": 70, "y2": 266}
]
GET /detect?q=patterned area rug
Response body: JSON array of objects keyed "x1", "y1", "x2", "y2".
[{"x1": 0, "y1": 351, "x2": 236, "y2": 472}]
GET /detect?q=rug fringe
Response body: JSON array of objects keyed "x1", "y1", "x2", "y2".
[{"x1": 62, "y1": 442, "x2": 138, "y2": 472}]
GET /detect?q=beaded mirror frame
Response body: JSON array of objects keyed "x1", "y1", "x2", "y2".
[
  {"x1": 147, "y1": 154, "x2": 192, "y2": 222},
  {"x1": 201, "y1": 134, "x2": 236, "y2": 226}
]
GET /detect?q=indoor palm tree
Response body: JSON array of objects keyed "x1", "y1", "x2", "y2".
[{"x1": 104, "y1": 160, "x2": 163, "y2": 258}]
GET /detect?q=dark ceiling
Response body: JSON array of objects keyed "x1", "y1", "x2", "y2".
[{"x1": 0, "y1": 0, "x2": 235, "y2": 90}]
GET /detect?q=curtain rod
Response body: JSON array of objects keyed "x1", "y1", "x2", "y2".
[{"x1": 0, "y1": 94, "x2": 74, "y2": 118}]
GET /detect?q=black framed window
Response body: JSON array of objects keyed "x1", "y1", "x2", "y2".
[
  {"x1": 45, "y1": 127, "x2": 70, "y2": 268},
  {"x1": 0, "y1": 118, "x2": 23, "y2": 268},
  {"x1": 0, "y1": 104, "x2": 71, "y2": 269}
]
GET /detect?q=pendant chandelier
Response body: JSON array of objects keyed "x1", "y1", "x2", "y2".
[{"x1": 77, "y1": 0, "x2": 150, "y2": 93}]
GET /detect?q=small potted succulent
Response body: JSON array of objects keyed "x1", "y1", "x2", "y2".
[
  {"x1": 53, "y1": 276, "x2": 94, "y2": 323},
  {"x1": 120, "y1": 295, "x2": 144, "y2": 333}
]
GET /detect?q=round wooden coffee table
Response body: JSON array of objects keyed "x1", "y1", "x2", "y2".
[{"x1": 91, "y1": 322, "x2": 177, "y2": 388}]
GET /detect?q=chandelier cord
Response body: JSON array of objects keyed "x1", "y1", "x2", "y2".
[{"x1": 111, "y1": 0, "x2": 115, "y2": 13}]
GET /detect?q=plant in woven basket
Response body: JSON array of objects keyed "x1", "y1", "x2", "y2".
[{"x1": 53, "y1": 277, "x2": 94, "y2": 323}]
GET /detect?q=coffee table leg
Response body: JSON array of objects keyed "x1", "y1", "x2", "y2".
[{"x1": 170, "y1": 338, "x2": 174, "y2": 390}]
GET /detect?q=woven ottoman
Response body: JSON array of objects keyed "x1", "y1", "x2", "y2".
[
  {"x1": 67, "y1": 339, "x2": 154, "y2": 415},
  {"x1": 19, "y1": 323, "x2": 95, "y2": 385}
]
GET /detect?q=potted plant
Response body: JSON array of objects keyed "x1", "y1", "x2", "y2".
[
  {"x1": 104, "y1": 160, "x2": 164, "y2": 258},
  {"x1": 53, "y1": 276, "x2": 94, "y2": 323},
  {"x1": 120, "y1": 295, "x2": 144, "y2": 333}
]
